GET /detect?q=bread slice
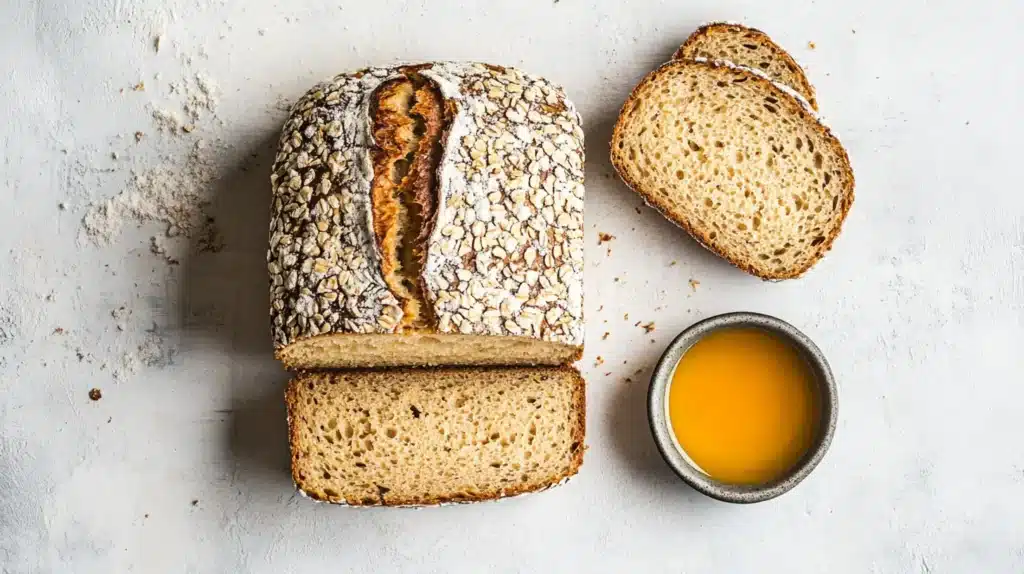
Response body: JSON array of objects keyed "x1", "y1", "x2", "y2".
[
  {"x1": 286, "y1": 367, "x2": 586, "y2": 506},
  {"x1": 610, "y1": 59, "x2": 853, "y2": 279},
  {"x1": 674, "y1": 23, "x2": 817, "y2": 110}
]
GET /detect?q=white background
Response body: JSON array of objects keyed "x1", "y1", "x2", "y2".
[{"x1": 1, "y1": 0, "x2": 1022, "y2": 572}]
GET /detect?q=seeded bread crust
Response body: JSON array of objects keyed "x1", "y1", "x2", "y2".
[
  {"x1": 284, "y1": 366, "x2": 587, "y2": 506},
  {"x1": 610, "y1": 59, "x2": 853, "y2": 280},
  {"x1": 674, "y1": 22, "x2": 818, "y2": 110},
  {"x1": 270, "y1": 62, "x2": 585, "y2": 363}
]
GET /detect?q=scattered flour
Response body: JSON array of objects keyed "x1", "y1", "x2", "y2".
[
  {"x1": 81, "y1": 140, "x2": 218, "y2": 246},
  {"x1": 112, "y1": 329, "x2": 175, "y2": 382}
]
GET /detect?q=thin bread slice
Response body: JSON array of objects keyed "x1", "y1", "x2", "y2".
[
  {"x1": 286, "y1": 367, "x2": 586, "y2": 506},
  {"x1": 610, "y1": 59, "x2": 853, "y2": 279},
  {"x1": 674, "y1": 22, "x2": 817, "y2": 110}
]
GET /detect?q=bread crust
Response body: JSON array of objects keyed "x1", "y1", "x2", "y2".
[
  {"x1": 610, "y1": 59, "x2": 853, "y2": 280},
  {"x1": 674, "y1": 22, "x2": 818, "y2": 111},
  {"x1": 269, "y1": 62, "x2": 586, "y2": 362},
  {"x1": 285, "y1": 366, "x2": 586, "y2": 506}
]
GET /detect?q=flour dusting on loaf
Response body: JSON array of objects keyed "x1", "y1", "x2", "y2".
[{"x1": 269, "y1": 63, "x2": 585, "y2": 369}]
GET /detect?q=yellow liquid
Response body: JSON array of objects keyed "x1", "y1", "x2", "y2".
[{"x1": 668, "y1": 328, "x2": 820, "y2": 485}]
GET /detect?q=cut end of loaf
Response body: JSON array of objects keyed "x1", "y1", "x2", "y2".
[
  {"x1": 286, "y1": 367, "x2": 586, "y2": 506},
  {"x1": 675, "y1": 22, "x2": 818, "y2": 110},
  {"x1": 610, "y1": 59, "x2": 853, "y2": 280},
  {"x1": 277, "y1": 332, "x2": 583, "y2": 369}
]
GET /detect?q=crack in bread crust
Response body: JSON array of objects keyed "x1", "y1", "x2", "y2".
[{"x1": 370, "y1": 73, "x2": 447, "y2": 331}]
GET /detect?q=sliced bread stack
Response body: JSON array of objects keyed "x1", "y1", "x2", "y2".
[
  {"x1": 271, "y1": 63, "x2": 586, "y2": 506},
  {"x1": 612, "y1": 23, "x2": 854, "y2": 279}
]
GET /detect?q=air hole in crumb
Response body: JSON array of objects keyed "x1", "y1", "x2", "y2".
[
  {"x1": 813, "y1": 152, "x2": 824, "y2": 169},
  {"x1": 687, "y1": 140, "x2": 702, "y2": 152},
  {"x1": 386, "y1": 428, "x2": 397, "y2": 438},
  {"x1": 811, "y1": 236, "x2": 826, "y2": 246}
]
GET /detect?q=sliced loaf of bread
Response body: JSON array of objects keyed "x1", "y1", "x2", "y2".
[
  {"x1": 674, "y1": 22, "x2": 817, "y2": 110},
  {"x1": 610, "y1": 59, "x2": 853, "y2": 279},
  {"x1": 286, "y1": 367, "x2": 585, "y2": 506}
]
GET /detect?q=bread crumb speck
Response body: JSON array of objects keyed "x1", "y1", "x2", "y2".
[
  {"x1": 641, "y1": 322, "x2": 655, "y2": 333},
  {"x1": 134, "y1": 131, "x2": 145, "y2": 142},
  {"x1": 133, "y1": 81, "x2": 145, "y2": 92},
  {"x1": 808, "y1": 41, "x2": 816, "y2": 49},
  {"x1": 594, "y1": 356, "x2": 604, "y2": 367},
  {"x1": 597, "y1": 232, "x2": 615, "y2": 245},
  {"x1": 601, "y1": 332, "x2": 609, "y2": 340},
  {"x1": 623, "y1": 313, "x2": 629, "y2": 320},
  {"x1": 689, "y1": 279, "x2": 700, "y2": 291},
  {"x1": 88, "y1": 388, "x2": 102, "y2": 401},
  {"x1": 669, "y1": 260, "x2": 677, "y2": 266}
]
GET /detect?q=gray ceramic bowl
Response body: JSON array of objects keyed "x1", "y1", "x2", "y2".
[{"x1": 648, "y1": 312, "x2": 837, "y2": 504}]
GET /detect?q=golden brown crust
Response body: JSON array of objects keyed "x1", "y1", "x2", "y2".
[
  {"x1": 286, "y1": 366, "x2": 586, "y2": 507},
  {"x1": 610, "y1": 59, "x2": 853, "y2": 280},
  {"x1": 369, "y1": 74, "x2": 449, "y2": 330},
  {"x1": 674, "y1": 22, "x2": 818, "y2": 110}
]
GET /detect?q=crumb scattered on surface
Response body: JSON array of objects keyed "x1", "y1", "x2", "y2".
[
  {"x1": 689, "y1": 279, "x2": 700, "y2": 291},
  {"x1": 154, "y1": 35, "x2": 163, "y2": 52},
  {"x1": 191, "y1": 499, "x2": 199, "y2": 507},
  {"x1": 641, "y1": 322, "x2": 655, "y2": 333},
  {"x1": 58, "y1": 202, "x2": 67, "y2": 210},
  {"x1": 808, "y1": 41, "x2": 816, "y2": 49},
  {"x1": 134, "y1": 131, "x2": 145, "y2": 142},
  {"x1": 53, "y1": 327, "x2": 65, "y2": 335},
  {"x1": 133, "y1": 81, "x2": 145, "y2": 92},
  {"x1": 594, "y1": 356, "x2": 604, "y2": 367},
  {"x1": 669, "y1": 260, "x2": 677, "y2": 266},
  {"x1": 597, "y1": 232, "x2": 615, "y2": 245},
  {"x1": 111, "y1": 306, "x2": 131, "y2": 331},
  {"x1": 602, "y1": 332, "x2": 609, "y2": 340},
  {"x1": 623, "y1": 313, "x2": 629, "y2": 320},
  {"x1": 88, "y1": 388, "x2": 102, "y2": 401},
  {"x1": 634, "y1": 207, "x2": 642, "y2": 214},
  {"x1": 597, "y1": 305, "x2": 603, "y2": 312}
]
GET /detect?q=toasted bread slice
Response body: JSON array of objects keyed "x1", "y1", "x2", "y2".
[
  {"x1": 675, "y1": 22, "x2": 817, "y2": 110},
  {"x1": 286, "y1": 367, "x2": 586, "y2": 506},
  {"x1": 610, "y1": 59, "x2": 853, "y2": 279}
]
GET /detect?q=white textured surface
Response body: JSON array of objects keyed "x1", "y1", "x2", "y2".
[{"x1": 1, "y1": 0, "x2": 1022, "y2": 572}]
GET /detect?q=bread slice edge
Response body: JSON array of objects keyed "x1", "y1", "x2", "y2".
[{"x1": 674, "y1": 21, "x2": 818, "y2": 110}]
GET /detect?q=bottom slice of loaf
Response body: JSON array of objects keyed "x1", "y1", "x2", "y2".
[{"x1": 286, "y1": 367, "x2": 586, "y2": 506}]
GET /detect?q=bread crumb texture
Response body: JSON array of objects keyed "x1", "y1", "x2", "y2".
[
  {"x1": 611, "y1": 59, "x2": 853, "y2": 279},
  {"x1": 286, "y1": 367, "x2": 586, "y2": 506}
]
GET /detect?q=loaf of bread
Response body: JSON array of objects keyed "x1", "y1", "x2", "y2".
[
  {"x1": 611, "y1": 59, "x2": 853, "y2": 279},
  {"x1": 269, "y1": 63, "x2": 585, "y2": 369},
  {"x1": 286, "y1": 367, "x2": 586, "y2": 506},
  {"x1": 674, "y1": 22, "x2": 817, "y2": 109}
]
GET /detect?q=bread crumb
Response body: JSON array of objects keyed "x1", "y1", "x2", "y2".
[
  {"x1": 594, "y1": 356, "x2": 604, "y2": 367},
  {"x1": 634, "y1": 207, "x2": 642, "y2": 214},
  {"x1": 133, "y1": 81, "x2": 145, "y2": 92},
  {"x1": 191, "y1": 499, "x2": 199, "y2": 507},
  {"x1": 602, "y1": 332, "x2": 609, "y2": 340},
  {"x1": 88, "y1": 388, "x2": 102, "y2": 401},
  {"x1": 597, "y1": 232, "x2": 615, "y2": 245},
  {"x1": 623, "y1": 313, "x2": 629, "y2": 320},
  {"x1": 689, "y1": 279, "x2": 700, "y2": 291},
  {"x1": 597, "y1": 305, "x2": 604, "y2": 312},
  {"x1": 53, "y1": 327, "x2": 65, "y2": 335},
  {"x1": 807, "y1": 41, "x2": 816, "y2": 50},
  {"x1": 641, "y1": 322, "x2": 655, "y2": 333},
  {"x1": 669, "y1": 260, "x2": 677, "y2": 266},
  {"x1": 154, "y1": 35, "x2": 163, "y2": 53},
  {"x1": 604, "y1": 372, "x2": 611, "y2": 377},
  {"x1": 624, "y1": 377, "x2": 633, "y2": 384},
  {"x1": 134, "y1": 131, "x2": 145, "y2": 142}
]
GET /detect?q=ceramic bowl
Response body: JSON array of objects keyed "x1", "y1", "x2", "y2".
[{"x1": 647, "y1": 312, "x2": 838, "y2": 504}]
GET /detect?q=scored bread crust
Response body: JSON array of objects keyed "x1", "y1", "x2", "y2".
[
  {"x1": 269, "y1": 62, "x2": 585, "y2": 361},
  {"x1": 674, "y1": 22, "x2": 818, "y2": 110},
  {"x1": 610, "y1": 59, "x2": 854, "y2": 280},
  {"x1": 284, "y1": 366, "x2": 587, "y2": 507}
]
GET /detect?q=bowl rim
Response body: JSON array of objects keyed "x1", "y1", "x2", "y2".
[{"x1": 647, "y1": 311, "x2": 838, "y2": 504}]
